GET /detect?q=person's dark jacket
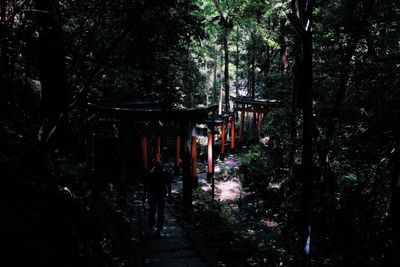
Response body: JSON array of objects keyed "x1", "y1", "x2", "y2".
[{"x1": 148, "y1": 165, "x2": 168, "y2": 200}]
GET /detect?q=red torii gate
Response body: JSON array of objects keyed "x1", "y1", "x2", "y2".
[
  {"x1": 86, "y1": 100, "x2": 222, "y2": 206},
  {"x1": 233, "y1": 97, "x2": 278, "y2": 147}
]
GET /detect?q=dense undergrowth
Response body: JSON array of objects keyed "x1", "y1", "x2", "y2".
[{"x1": 172, "y1": 107, "x2": 395, "y2": 266}]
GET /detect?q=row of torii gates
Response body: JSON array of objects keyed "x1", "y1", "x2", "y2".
[{"x1": 86, "y1": 97, "x2": 277, "y2": 206}]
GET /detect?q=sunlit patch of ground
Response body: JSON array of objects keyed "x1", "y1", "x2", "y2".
[
  {"x1": 200, "y1": 182, "x2": 211, "y2": 192},
  {"x1": 200, "y1": 177, "x2": 242, "y2": 201},
  {"x1": 260, "y1": 219, "x2": 279, "y2": 229},
  {"x1": 215, "y1": 178, "x2": 241, "y2": 201}
]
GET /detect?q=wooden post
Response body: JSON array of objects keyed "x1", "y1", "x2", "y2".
[
  {"x1": 207, "y1": 131, "x2": 213, "y2": 182},
  {"x1": 174, "y1": 135, "x2": 180, "y2": 176},
  {"x1": 191, "y1": 136, "x2": 198, "y2": 187},
  {"x1": 211, "y1": 127, "x2": 215, "y2": 200},
  {"x1": 239, "y1": 104, "x2": 245, "y2": 148},
  {"x1": 220, "y1": 122, "x2": 226, "y2": 160},
  {"x1": 258, "y1": 112, "x2": 263, "y2": 139},
  {"x1": 207, "y1": 128, "x2": 215, "y2": 200},
  {"x1": 140, "y1": 136, "x2": 148, "y2": 169},
  {"x1": 230, "y1": 114, "x2": 235, "y2": 154},
  {"x1": 180, "y1": 121, "x2": 192, "y2": 208},
  {"x1": 155, "y1": 136, "x2": 161, "y2": 162}
]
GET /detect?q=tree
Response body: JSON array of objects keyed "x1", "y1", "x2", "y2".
[{"x1": 288, "y1": 0, "x2": 314, "y2": 265}]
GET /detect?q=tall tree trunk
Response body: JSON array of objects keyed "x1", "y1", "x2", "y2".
[
  {"x1": 219, "y1": 47, "x2": 224, "y2": 114},
  {"x1": 205, "y1": 60, "x2": 209, "y2": 105},
  {"x1": 391, "y1": 111, "x2": 400, "y2": 265},
  {"x1": 0, "y1": 11, "x2": 12, "y2": 104},
  {"x1": 250, "y1": 32, "x2": 256, "y2": 99},
  {"x1": 213, "y1": 45, "x2": 218, "y2": 105},
  {"x1": 35, "y1": 0, "x2": 69, "y2": 147},
  {"x1": 223, "y1": 28, "x2": 230, "y2": 112},
  {"x1": 280, "y1": 19, "x2": 289, "y2": 73},
  {"x1": 289, "y1": 1, "x2": 314, "y2": 265},
  {"x1": 288, "y1": 34, "x2": 300, "y2": 171},
  {"x1": 235, "y1": 25, "x2": 239, "y2": 98},
  {"x1": 301, "y1": 28, "x2": 313, "y2": 267}
]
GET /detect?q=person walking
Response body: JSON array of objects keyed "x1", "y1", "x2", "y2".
[{"x1": 146, "y1": 161, "x2": 170, "y2": 236}]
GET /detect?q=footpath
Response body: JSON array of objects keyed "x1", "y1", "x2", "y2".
[
  {"x1": 121, "y1": 181, "x2": 214, "y2": 266},
  {"x1": 120, "y1": 155, "x2": 240, "y2": 266}
]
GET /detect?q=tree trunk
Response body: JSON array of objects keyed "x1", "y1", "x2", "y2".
[
  {"x1": 35, "y1": 0, "x2": 69, "y2": 147},
  {"x1": 223, "y1": 28, "x2": 230, "y2": 112},
  {"x1": 301, "y1": 29, "x2": 313, "y2": 267},
  {"x1": 289, "y1": 1, "x2": 314, "y2": 265},
  {"x1": 205, "y1": 60, "x2": 209, "y2": 105},
  {"x1": 250, "y1": 32, "x2": 256, "y2": 99},
  {"x1": 213, "y1": 46, "x2": 218, "y2": 105},
  {"x1": 288, "y1": 35, "x2": 300, "y2": 170},
  {"x1": 219, "y1": 47, "x2": 224, "y2": 114},
  {"x1": 236, "y1": 25, "x2": 240, "y2": 97},
  {"x1": 280, "y1": 19, "x2": 289, "y2": 73},
  {"x1": 391, "y1": 111, "x2": 400, "y2": 265}
]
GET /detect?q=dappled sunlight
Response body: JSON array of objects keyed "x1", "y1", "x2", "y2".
[
  {"x1": 201, "y1": 183, "x2": 211, "y2": 192},
  {"x1": 171, "y1": 180, "x2": 182, "y2": 194},
  {"x1": 215, "y1": 178, "x2": 241, "y2": 201},
  {"x1": 260, "y1": 219, "x2": 279, "y2": 229},
  {"x1": 268, "y1": 182, "x2": 282, "y2": 190},
  {"x1": 215, "y1": 165, "x2": 221, "y2": 172},
  {"x1": 259, "y1": 136, "x2": 270, "y2": 146},
  {"x1": 199, "y1": 177, "x2": 242, "y2": 202}
]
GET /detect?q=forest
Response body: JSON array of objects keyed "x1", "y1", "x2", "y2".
[{"x1": 0, "y1": 0, "x2": 399, "y2": 266}]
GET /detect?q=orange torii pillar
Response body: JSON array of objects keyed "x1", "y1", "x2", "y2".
[
  {"x1": 155, "y1": 136, "x2": 161, "y2": 162},
  {"x1": 239, "y1": 104, "x2": 245, "y2": 148},
  {"x1": 140, "y1": 136, "x2": 149, "y2": 170},
  {"x1": 220, "y1": 122, "x2": 226, "y2": 160},
  {"x1": 174, "y1": 136, "x2": 180, "y2": 176},
  {"x1": 191, "y1": 136, "x2": 198, "y2": 187},
  {"x1": 207, "y1": 131, "x2": 213, "y2": 181},
  {"x1": 230, "y1": 114, "x2": 235, "y2": 154},
  {"x1": 207, "y1": 128, "x2": 215, "y2": 200}
]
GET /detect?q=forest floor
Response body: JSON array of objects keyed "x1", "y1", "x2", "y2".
[
  {"x1": 118, "y1": 152, "x2": 286, "y2": 266},
  {"x1": 94, "y1": 146, "x2": 392, "y2": 267},
  {"x1": 117, "y1": 154, "x2": 251, "y2": 266},
  {"x1": 170, "y1": 152, "x2": 292, "y2": 267},
  {"x1": 115, "y1": 151, "x2": 293, "y2": 266}
]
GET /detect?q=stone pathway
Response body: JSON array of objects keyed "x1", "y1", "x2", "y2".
[
  {"x1": 142, "y1": 208, "x2": 209, "y2": 267},
  {"x1": 122, "y1": 154, "x2": 240, "y2": 267},
  {"x1": 124, "y1": 188, "x2": 214, "y2": 267}
]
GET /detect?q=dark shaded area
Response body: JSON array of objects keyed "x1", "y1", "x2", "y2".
[{"x1": 0, "y1": 0, "x2": 399, "y2": 266}]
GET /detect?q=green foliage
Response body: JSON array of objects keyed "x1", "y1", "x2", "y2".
[
  {"x1": 343, "y1": 172, "x2": 357, "y2": 182},
  {"x1": 239, "y1": 144, "x2": 264, "y2": 166}
]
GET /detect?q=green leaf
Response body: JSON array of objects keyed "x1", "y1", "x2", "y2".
[{"x1": 343, "y1": 173, "x2": 357, "y2": 182}]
